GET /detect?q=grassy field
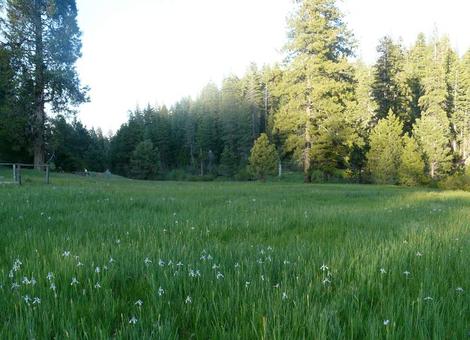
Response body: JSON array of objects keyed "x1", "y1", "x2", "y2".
[{"x1": 0, "y1": 172, "x2": 469, "y2": 339}]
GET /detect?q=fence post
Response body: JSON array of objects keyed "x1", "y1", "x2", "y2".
[
  {"x1": 12, "y1": 164, "x2": 16, "y2": 183},
  {"x1": 45, "y1": 165, "x2": 50, "y2": 184},
  {"x1": 17, "y1": 165, "x2": 21, "y2": 185}
]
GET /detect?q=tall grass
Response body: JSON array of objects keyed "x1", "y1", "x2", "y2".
[{"x1": 1, "y1": 173, "x2": 469, "y2": 339}]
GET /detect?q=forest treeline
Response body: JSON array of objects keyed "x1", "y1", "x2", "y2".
[{"x1": 1, "y1": 0, "x2": 470, "y2": 186}]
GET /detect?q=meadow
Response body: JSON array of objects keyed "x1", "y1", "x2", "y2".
[{"x1": 0, "y1": 172, "x2": 469, "y2": 339}]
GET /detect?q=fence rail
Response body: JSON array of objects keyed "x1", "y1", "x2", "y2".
[{"x1": 0, "y1": 163, "x2": 50, "y2": 185}]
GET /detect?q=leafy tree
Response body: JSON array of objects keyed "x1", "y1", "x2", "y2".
[
  {"x1": 367, "y1": 111, "x2": 403, "y2": 184},
  {"x1": 372, "y1": 36, "x2": 411, "y2": 128},
  {"x1": 398, "y1": 135, "x2": 425, "y2": 185},
  {"x1": 219, "y1": 145, "x2": 238, "y2": 177},
  {"x1": 248, "y1": 133, "x2": 278, "y2": 181},
  {"x1": 130, "y1": 140, "x2": 159, "y2": 180},
  {"x1": 1, "y1": 0, "x2": 88, "y2": 167},
  {"x1": 413, "y1": 114, "x2": 452, "y2": 179},
  {"x1": 274, "y1": 0, "x2": 356, "y2": 182}
]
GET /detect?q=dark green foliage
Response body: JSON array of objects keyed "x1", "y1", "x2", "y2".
[
  {"x1": 130, "y1": 140, "x2": 160, "y2": 180},
  {"x1": 372, "y1": 36, "x2": 411, "y2": 127}
]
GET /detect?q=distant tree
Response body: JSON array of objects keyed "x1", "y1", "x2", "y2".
[
  {"x1": 248, "y1": 133, "x2": 278, "y2": 181},
  {"x1": 413, "y1": 114, "x2": 452, "y2": 179},
  {"x1": 130, "y1": 140, "x2": 159, "y2": 180},
  {"x1": 372, "y1": 36, "x2": 411, "y2": 129},
  {"x1": 219, "y1": 145, "x2": 238, "y2": 177},
  {"x1": 367, "y1": 111, "x2": 403, "y2": 184},
  {"x1": 398, "y1": 135, "x2": 425, "y2": 186},
  {"x1": 1, "y1": 0, "x2": 88, "y2": 168}
]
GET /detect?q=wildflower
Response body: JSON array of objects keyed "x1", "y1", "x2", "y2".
[
  {"x1": 62, "y1": 251, "x2": 71, "y2": 257},
  {"x1": 424, "y1": 296, "x2": 433, "y2": 301},
  {"x1": 283, "y1": 260, "x2": 290, "y2": 265},
  {"x1": 176, "y1": 262, "x2": 183, "y2": 267},
  {"x1": 380, "y1": 268, "x2": 387, "y2": 274},
  {"x1": 158, "y1": 287, "x2": 165, "y2": 296},
  {"x1": 33, "y1": 297, "x2": 41, "y2": 305},
  {"x1": 144, "y1": 257, "x2": 152, "y2": 266},
  {"x1": 129, "y1": 316, "x2": 138, "y2": 324},
  {"x1": 103, "y1": 265, "x2": 108, "y2": 271},
  {"x1": 245, "y1": 281, "x2": 251, "y2": 288},
  {"x1": 416, "y1": 252, "x2": 423, "y2": 257},
  {"x1": 109, "y1": 257, "x2": 115, "y2": 264},
  {"x1": 207, "y1": 254, "x2": 213, "y2": 261},
  {"x1": 212, "y1": 264, "x2": 220, "y2": 270},
  {"x1": 8, "y1": 270, "x2": 14, "y2": 278},
  {"x1": 77, "y1": 261, "x2": 84, "y2": 267},
  {"x1": 261, "y1": 275, "x2": 265, "y2": 281},
  {"x1": 167, "y1": 260, "x2": 173, "y2": 266},
  {"x1": 95, "y1": 267, "x2": 100, "y2": 274},
  {"x1": 50, "y1": 283, "x2": 56, "y2": 291},
  {"x1": 456, "y1": 287, "x2": 464, "y2": 293},
  {"x1": 320, "y1": 264, "x2": 329, "y2": 272},
  {"x1": 234, "y1": 263, "x2": 240, "y2": 268},
  {"x1": 322, "y1": 278, "x2": 331, "y2": 285},
  {"x1": 22, "y1": 277, "x2": 31, "y2": 285},
  {"x1": 47, "y1": 272, "x2": 54, "y2": 281},
  {"x1": 383, "y1": 320, "x2": 390, "y2": 326},
  {"x1": 403, "y1": 271, "x2": 411, "y2": 277},
  {"x1": 185, "y1": 296, "x2": 192, "y2": 304},
  {"x1": 134, "y1": 300, "x2": 143, "y2": 307},
  {"x1": 94, "y1": 282, "x2": 101, "y2": 289},
  {"x1": 158, "y1": 259, "x2": 165, "y2": 267},
  {"x1": 11, "y1": 282, "x2": 20, "y2": 290},
  {"x1": 115, "y1": 239, "x2": 121, "y2": 244},
  {"x1": 282, "y1": 292, "x2": 288, "y2": 300},
  {"x1": 216, "y1": 272, "x2": 224, "y2": 280},
  {"x1": 71, "y1": 277, "x2": 79, "y2": 286},
  {"x1": 23, "y1": 295, "x2": 31, "y2": 304},
  {"x1": 273, "y1": 283, "x2": 280, "y2": 288},
  {"x1": 200, "y1": 254, "x2": 207, "y2": 261}
]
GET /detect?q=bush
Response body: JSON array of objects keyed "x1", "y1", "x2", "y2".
[{"x1": 438, "y1": 175, "x2": 470, "y2": 191}]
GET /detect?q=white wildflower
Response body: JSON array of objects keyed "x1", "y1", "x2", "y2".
[
  {"x1": 134, "y1": 299, "x2": 143, "y2": 307},
  {"x1": 47, "y1": 272, "x2": 54, "y2": 281},
  {"x1": 185, "y1": 296, "x2": 192, "y2": 304},
  {"x1": 95, "y1": 267, "x2": 100, "y2": 274},
  {"x1": 456, "y1": 287, "x2": 464, "y2": 293},
  {"x1": 216, "y1": 272, "x2": 224, "y2": 280},
  {"x1": 403, "y1": 271, "x2": 411, "y2": 277},
  {"x1": 322, "y1": 278, "x2": 331, "y2": 285},
  {"x1": 129, "y1": 316, "x2": 138, "y2": 324},
  {"x1": 416, "y1": 252, "x2": 423, "y2": 257},
  {"x1": 383, "y1": 320, "x2": 390, "y2": 326},
  {"x1": 144, "y1": 258, "x2": 152, "y2": 266},
  {"x1": 62, "y1": 251, "x2": 71, "y2": 257},
  {"x1": 11, "y1": 282, "x2": 20, "y2": 290},
  {"x1": 32, "y1": 297, "x2": 41, "y2": 305},
  {"x1": 70, "y1": 277, "x2": 79, "y2": 286},
  {"x1": 282, "y1": 292, "x2": 288, "y2": 300},
  {"x1": 94, "y1": 282, "x2": 101, "y2": 289},
  {"x1": 158, "y1": 287, "x2": 165, "y2": 296},
  {"x1": 380, "y1": 268, "x2": 387, "y2": 274},
  {"x1": 320, "y1": 264, "x2": 329, "y2": 272},
  {"x1": 50, "y1": 283, "x2": 56, "y2": 291},
  {"x1": 158, "y1": 259, "x2": 165, "y2": 267},
  {"x1": 424, "y1": 296, "x2": 433, "y2": 301}
]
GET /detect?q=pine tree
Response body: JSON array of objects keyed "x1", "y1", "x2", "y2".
[
  {"x1": 248, "y1": 134, "x2": 278, "y2": 181},
  {"x1": 130, "y1": 140, "x2": 160, "y2": 180},
  {"x1": 367, "y1": 111, "x2": 403, "y2": 184},
  {"x1": 398, "y1": 135, "x2": 425, "y2": 186},
  {"x1": 413, "y1": 114, "x2": 452, "y2": 179},
  {"x1": 372, "y1": 36, "x2": 412, "y2": 129},
  {"x1": 450, "y1": 50, "x2": 470, "y2": 169},
  {"x1": 274, "y1": 0, "x2": 356, "y2": 182},
  {"x1": 1, "y1": 0, "x2": 88, "y2": 167}
]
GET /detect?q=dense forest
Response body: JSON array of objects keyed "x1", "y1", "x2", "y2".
[{"x1": 1, "y1": 0, "x2": 470, "y2": 186}]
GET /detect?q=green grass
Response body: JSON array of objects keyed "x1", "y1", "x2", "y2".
[{"x1": 1, "y1": 172, "x2": 469, "y2": 339}]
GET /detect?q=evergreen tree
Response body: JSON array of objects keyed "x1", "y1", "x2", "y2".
[
  {"x1": 372, "y1": 36, "x2": 411, "y2": 128},
  {"x1": 450, "y1": 50, "x2": 470, "y2": 169},
  {"x1": 413, "y1": 114, "x2": 452, "y2": 179},
  {"x1": 1, "y1": 0, "x2": 88, "y2": 167},
  {"x1": 274, "y1": 0, "x2": 356, "y2": 182},
  {"x1": 248, "y1": 133, "x2": 278, "y2": 181},
  {"x1": 367, "y1": 111, "x2": 403, "y2": 184},
  {"x1": 219, "y1": 146, "x2": 238, "y2": 178},
  {"x1": 398, "y1": 135, "x2": 425, "y2": 185},
  {"x1": 130, "y1": 140, "x2": 159, "y2": 180}
]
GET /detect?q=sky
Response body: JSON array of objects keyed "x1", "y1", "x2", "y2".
[{"x1": 75, "y1": 0, "x2": 470, "y2": 133}]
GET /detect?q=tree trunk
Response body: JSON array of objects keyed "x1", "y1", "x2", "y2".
[
  {"x1": 33, "y1": 0, "x2": 45, "y2": 169},
  {"x1": 430, "y1": 162, "x2": 435, "y2": 179},
  {"x1": 304, "y1": 124, "x2": 312, "y2": 183}
]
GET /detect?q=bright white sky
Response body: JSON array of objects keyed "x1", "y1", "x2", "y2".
[{"x1": 75, "y1": 0, "x2": 470, "y2": 133}]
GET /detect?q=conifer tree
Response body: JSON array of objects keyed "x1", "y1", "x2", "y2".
[
  {"x1": 372, "y1": 36, "x2": 411, "y2": 128},
  {"x1": 1, "y1": 0, "x2": 88, "y2": 168},
  {"x1": 274, "y1": 0, "x2": 356, "y2": 182},
  {"x1": 398, "y1": 135, "x2": 425, "y2": 185},
  {"x1": 413, "y1": 115, "x2": 452, "y2": 179},
  {"x1": 130, "y1": 140, "x2": 160, "y2": 180},
  {"x1": 248, "y1": 134, "x2": 278, "y2": 181},
  {"x1": 367, "y1": 111, "x2": 403, "y2": 184}
]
